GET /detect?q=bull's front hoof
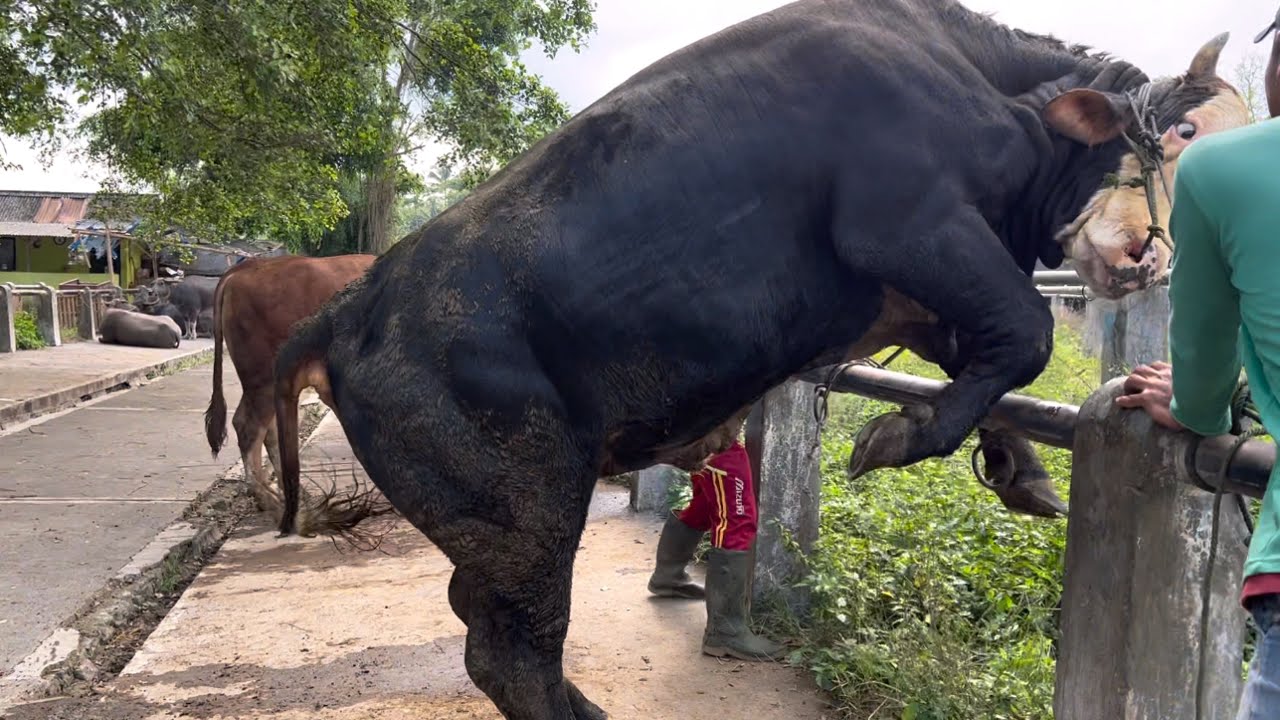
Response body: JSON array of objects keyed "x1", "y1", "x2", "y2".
[
  {"x1": 991, "y1": 472, "x2": 1068, "y2": 519},
  {"x1": 846, "y1": 406, "x2": 932, "y2": 480}
]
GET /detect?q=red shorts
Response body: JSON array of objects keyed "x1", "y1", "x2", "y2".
[{"x1": 677, "y1": 440, "x2": 758, "y2": 551}]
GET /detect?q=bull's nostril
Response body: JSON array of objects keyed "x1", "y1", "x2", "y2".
[{"x1": 1124, "y1": 234, "x2": 1148, "y2": 263}]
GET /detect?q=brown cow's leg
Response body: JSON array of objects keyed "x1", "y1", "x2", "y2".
[
  {"x1": 234, "y1": 392, "x2": 278, "y2": 510},
  {"x1": 264, "y1": 415, "x2": 282, "y2": 484}
]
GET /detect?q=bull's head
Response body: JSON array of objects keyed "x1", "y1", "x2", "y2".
[
  {"x1": 1045, "y1": 33, "x2": 1250, "y2": 299},
  {"x1": 133, "y1": 279, "x2": 171, "y2": 307}
]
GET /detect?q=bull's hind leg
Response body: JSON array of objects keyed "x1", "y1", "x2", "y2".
[
  {"x1": 448, "y1": 568, "x2": 605, "y2": 719},
  {"x1": 835, "y1": 206, "x2": 1054, "y2": 478},
  {"x1": 441, "y1": 517, "x2": 604, "y2": 720}
]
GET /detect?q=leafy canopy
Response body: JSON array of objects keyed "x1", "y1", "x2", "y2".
[{"x1": 1, "y1": 0, "x2": 594, "y2": 244}]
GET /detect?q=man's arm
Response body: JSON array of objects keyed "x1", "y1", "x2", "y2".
[{"x1": 1167, "y1": 160, "x2": 1242, "y2": 436}]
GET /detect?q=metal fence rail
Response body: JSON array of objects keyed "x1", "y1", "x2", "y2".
[{"x1": 816, "y1": 363, "x2": 1273, "y2": 498}]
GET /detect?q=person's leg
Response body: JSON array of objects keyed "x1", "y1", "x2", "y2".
[
  {"x1": 699, "y1": 441, "x2": 786, "y2": 661},
  {"x1": 1238, "y1": 593, "x2": 1280, "y2": 719},
  {"x1": 647, "y1": 468, "x2": 713, "y2": 599}
]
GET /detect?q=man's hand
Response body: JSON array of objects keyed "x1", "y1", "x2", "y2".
[{"x1": 1115, "y1": 361, "x2": 1186, "y2": 431}]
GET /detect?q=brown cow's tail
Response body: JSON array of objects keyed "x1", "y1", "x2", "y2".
[
  {"x1": 272, "y1": 313, "x2": 395, "y2": 540},
  {"x1": 204, "y1": 276, "x2": 231, "y2": 458}
]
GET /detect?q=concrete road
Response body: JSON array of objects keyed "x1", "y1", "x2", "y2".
[
  {"x1": 0, "y1": 339, "x2": 215, "y2": 428},
  {"x1": 4, "y1": 416, "x2": 833, "y2": 720},
  {"x1": 0, "y1": 361, "x2": 241, "y2": 676}
]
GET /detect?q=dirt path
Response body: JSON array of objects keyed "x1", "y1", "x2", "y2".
[{"x1": 6, "y1": 416, "x2": 834, "y2": 719}]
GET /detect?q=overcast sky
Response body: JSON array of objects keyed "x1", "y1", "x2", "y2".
[{"x1": 1, "y1": 0, "x2": 1274, "y2": 192}]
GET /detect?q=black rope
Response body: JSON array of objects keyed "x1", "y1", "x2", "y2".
[{"x1": 1197, "y1": 431, "x2": 1253, "y2": 720}]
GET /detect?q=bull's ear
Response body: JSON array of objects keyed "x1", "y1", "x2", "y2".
[
  {"x1": 1188, "y1": 32, "x2": 1229, "y2": 79},
  {"x1": 1042, "y1": 89, "x2": 1131, "y2": 146}
]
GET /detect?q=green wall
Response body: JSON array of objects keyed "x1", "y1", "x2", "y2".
[
  {"x1": 14, "y1": 237, "x2": 77, "y2": 273},
  {"x1": 2, "y1": 235, "x2": 143, "y2": 287},
  {"x1": 0, "y1": 271, "x2": 105, "y2": 287}
]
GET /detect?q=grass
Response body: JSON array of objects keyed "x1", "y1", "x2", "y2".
[{"x1": 769, "y1": 323, "x2": 1100, "y2": 720}]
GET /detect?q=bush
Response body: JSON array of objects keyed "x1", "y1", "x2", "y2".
[
  {"x1": 777, "y1": 327, "x2": 1099, "y2": 720},
  {"x1": 14, "y1": 310, "x2": 45, "y2": 350}
]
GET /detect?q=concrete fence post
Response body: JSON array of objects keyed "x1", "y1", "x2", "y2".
[
  {"x1": 1054, "y1": 378, "x2": 1248, "y2": 719},
  {"x1": 628, "y1": 465, "x2": 681, "y2": 515},
  {"x1": 77, "y1": 289, "x2": 98, "y2": 340},
  {"x1": 1087, "y1": 285, "x2": 1169, "y2": 382},
  {"x1": 33, "y1": 284, "x2": 60, "y2": 348},
  {"x1": 0, "y1": 284, "x2": 14, "y2": 353},
  {"x1": 746, "y1": 378, "x2": 822, "y2": 612}
]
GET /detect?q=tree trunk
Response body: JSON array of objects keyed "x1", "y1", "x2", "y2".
[
  {"x1": 365, "y1": 162, "x2": 397, "y2": 255},
  {"x1": 364, "y1": 38, "x2": 416, "y2": 256}
]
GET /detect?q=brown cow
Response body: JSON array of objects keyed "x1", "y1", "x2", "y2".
[{"x1": 205, "y1": 254, "x2": 375, "y2": 508}]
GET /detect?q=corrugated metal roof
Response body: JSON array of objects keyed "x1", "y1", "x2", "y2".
[
  {"x1": 0, "y1": 194, "x2": 44, "y2": 222},
  {"x1": 0, "y1": 221, "x2": 74, "y2": 238},
  {"x1": 33, "y1": 196, "x2": 90, "y2": 224}
]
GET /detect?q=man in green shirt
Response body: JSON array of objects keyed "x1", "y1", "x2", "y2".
[{"x1": 1117, "y1": 9, "x2": 1280, "y2": 715}]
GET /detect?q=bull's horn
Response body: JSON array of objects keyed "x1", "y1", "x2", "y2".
[{"x1": 1188, "y1": 32, "x2": 1230, "y2": 78}]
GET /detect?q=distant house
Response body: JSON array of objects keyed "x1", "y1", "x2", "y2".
[
  {"x1": 0, "y1": 190, "x2": 287, "y2": 288},
  {"x1": 154, "y1": 238, "x2": 287, "y2": 278}
]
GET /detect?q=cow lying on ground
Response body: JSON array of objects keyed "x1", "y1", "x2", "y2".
[
  {"x1": 140, "y1": 302, "x2": 189, "y2": 338},
  {"x1": 271, "y1": 2, "x2": 1247, "y2": 716},
  {"x1": 98, "y1": 308, "x2": 181, "y2": 349},
  {"x1": 136, "y1": 275, "x2": 219, "y2": 340},
  {"x1": 204, "y1": 254, "x2": 375, "y2": 509}
]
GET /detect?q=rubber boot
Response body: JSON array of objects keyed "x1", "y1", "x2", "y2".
[
  {"x1": 647, "y1": 515, "x2": 706, "y2": 599},
  {"x1": 701, "y1": 548, "x2": 787, "y2": 661}
]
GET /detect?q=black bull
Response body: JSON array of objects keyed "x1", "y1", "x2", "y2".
[{"x1": 272, "y1": 1, "x2": 1233, "y2": 717}]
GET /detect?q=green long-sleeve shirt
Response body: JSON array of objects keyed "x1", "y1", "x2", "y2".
[{"x1": 1168, "y1": 117, "x2": 1280, "y2": 583}]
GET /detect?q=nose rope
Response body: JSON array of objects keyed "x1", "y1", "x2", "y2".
[{"x1": 1100, "y1": 83, "x2": 1174, "y2": 259}]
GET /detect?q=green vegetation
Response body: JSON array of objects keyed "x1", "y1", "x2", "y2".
[
  {"x1": 776, "y1": 327, "x2": 1099, "y2": 720},
  {"x1": 14, "y1": 310, "x2": 45, "y2": 350},
  {"x1": 3, "y1": 0, "x2": 595, "y2": 252}
]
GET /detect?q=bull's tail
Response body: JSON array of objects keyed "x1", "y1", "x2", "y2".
[
  {"x1": 204, "y1": 276, "x2": 231, "y2": 458},
  {"x1": 273, "y1": 313, "x2": 394, "y2": 539}
]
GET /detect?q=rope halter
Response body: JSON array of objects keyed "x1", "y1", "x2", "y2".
[{"x1": 1099, "y1": 83, "x2": 1174, "y2": 260}]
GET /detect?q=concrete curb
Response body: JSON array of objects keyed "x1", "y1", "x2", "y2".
[
  {"x1": 0, "y1": 346, "x2": 214, "y2": 430},
  {"x1": 0, "y1": 404, "x2": 330, "y2": 711}
]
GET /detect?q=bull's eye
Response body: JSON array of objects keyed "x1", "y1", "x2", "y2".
[{"x1": 1176, "y1": 122, "x2": 1197, "y2": 140}]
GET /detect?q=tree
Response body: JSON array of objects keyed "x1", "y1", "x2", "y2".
[
  {"x1": 345, "y1": 0, "x2": 596, "y2": 253},
  {"x1": 1, "y1": 0, "x2": 595, "y2": 251},
  {"x1": 396, "y1": 165, "x2": 469, "y2": 238},
  {"x1": 1233, "y1": 52, "x2": 1269, "y2": 124}
]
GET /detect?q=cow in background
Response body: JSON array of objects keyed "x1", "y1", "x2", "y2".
[
  {"x1": 205, "y1": 254, "x2": 376, "y2": 509},
  {"x1": 136, "y1": 275, "x2": 218, "y2": 340}
]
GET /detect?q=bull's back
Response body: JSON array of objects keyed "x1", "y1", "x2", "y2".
[{"x1": 309, "y1": 0, "x2": 1043, "y2": 463}]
